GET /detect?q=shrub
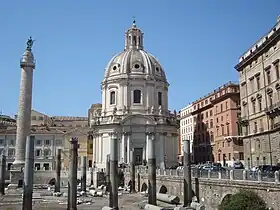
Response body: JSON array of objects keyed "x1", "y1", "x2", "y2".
[{"x1": 218, "y1": 190, "x2": 269, "y2": 210}]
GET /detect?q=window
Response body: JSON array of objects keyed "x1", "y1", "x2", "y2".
[
  {"x1": 228, "y1": 153, "x2": 231, "y2": 160},
  {"x1": 206, "y1": 112, "x2": 208, "y2": 118},
  {"x1": 210, "y1": 132, "x2": 214, "y2": 142},
  {"x1": 133, "y1": 36, "x2": 136, "y2": 45},
  {"x1": 35, "y1": 149, "x2": 41, "y2": 157},
  {"x1": 39, "y1": 116, "x2": 44, "y2": 121},
  {"x1": 226, "y1": 102, "x2": 228, "y2": 110},
  {"x1": 220, "y1": 104, "x2": 223, "y2": 112},
  {"x1": 268, "y1": 94, "x2": 273, "y2": 107},
  {"x1": 210, "y1": 110, "x2": 213, "y2": 116},
  {"x1": 221, "y1": 125, "x2": 224, "y2": 135},
  {"x1": 110, "y1": 91, "x2": 116, "y2": 105},
  {"x1": 10, "y1": 139, "x2": 14, "y2": 146},
  {"x1": 263, "y1": 156, "x2": 266, "y2": 165},
  {"x1": 210, "y1": 119, "x2": 213, "y2": 128},
  {"x1": 45, "y1": 139, "x2": 50, "y2": 145},
  {"x1": 0, "y1": 139, "x2": 3, "y2": 145},
  {"x1": 35, "y1": 163, "x2": 40, "y2": 170},
  {"x1": 32, "y1": 116, "x2": 36, "y2": 120},
  {"x1": 43, "y1": 163, "x2": 50, "y2": 170},
  {"x1": 275, "y1": 63, "x2": 279, "y2": 79},
  {"x1": 252, "y1": 101, "x2": 256, "y2": 113},
  {"x1": 226, "y1": 124, "x2": 229, "y2": 135},
  {"x1": 158, "y1": 92, "x2": 162, "y2": 106},
  {"x1": 36, "y1": 139, "x2": 41, "y2": 145},
  {"x1": 267, "y1": 71, "x2": 271, "y2": 84},
  {"x1": 256, "y1": 76, "x2": 260, "y2": 90},
  {"x1": 258, "y1": 99, "x2": 262, "y2": 111},
  {"x1": 133, "y1": 89, "x2": 141, "y2": 104},
  {"x1": 239, "y1": 152, "x2": 244, "y2": 160},
  {"x1": 254, "y1": 122, "x2": 258, "y2": 133}
]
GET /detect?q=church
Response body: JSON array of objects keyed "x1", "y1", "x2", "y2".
[{"x1": 89, "y1": 21, "x2": 178, "y2": 169}]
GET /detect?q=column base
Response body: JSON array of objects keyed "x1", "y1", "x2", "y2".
[{"x1": 9, "y1": 169, "x2": 24, "y2": 188}]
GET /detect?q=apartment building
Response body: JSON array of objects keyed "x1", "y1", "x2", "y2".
[
  {"x1": 235, "y1": 17, "x2": 280, "y2": 167},
  {"x1": 191, "y1": 82, "x2": 243, "y2": 166},
  {"x1": 180, "y1": 104, "x2": 194, "y2": 162}
]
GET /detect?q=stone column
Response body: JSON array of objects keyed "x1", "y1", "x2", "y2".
[
  {"x1": 121, "y1": 133, "x2": 126, "y2": 163},
  {"x1": 81, "y1": 156, "x2": 87, "y2": 192},
  {"x1": 147, "y1": 132, "x2": 156, "y2": 205},
  {"x1": 130, "y1": 150, "x2": 136, "y2": 193},
  {"x1": 14, "y1": 40, "x2": 35, "y2": 169},
  {"x1": 68, "y1": 137, "x2": 78, "y2": 210},
  {"x1": 94, "y1": 135, "x2": 97, "y2": 163},
  {"x1": 183, "y1": 139, "x2": 192, "y2": 207},
  {"x1": 143, "y1": 134, "x2": 148, "y2": 163},
  {"x1": 110, "y1": 132, "x2": 119, "y2": 209},
  {"x1": 0, "y1": 154, "x2": 6, "y2": 195},
  {"x1": 22, "y1": 135, "x2": 35, "y2": 210},
  {"x1": 126, "y1": 133, "x2": 131, "y2": 163},
  {"x1": 55, "y1": 149, "x2": 61, "y2": 192}
]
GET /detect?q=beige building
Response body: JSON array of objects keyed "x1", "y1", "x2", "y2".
[
  {"x1": 1, "y1": 110, "x2": 92, "y2": 170},
  {"x1": 235, "y1": 17, "x2": 280, "y2": 167}
]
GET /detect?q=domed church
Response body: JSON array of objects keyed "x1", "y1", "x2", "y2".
[{"x1": 89, "y1": 21, "x2": 178, "y2": 170}]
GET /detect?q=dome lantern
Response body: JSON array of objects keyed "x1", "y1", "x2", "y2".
[{"x1": 125, "y1": 19, "x2": 144, "y2": 50}]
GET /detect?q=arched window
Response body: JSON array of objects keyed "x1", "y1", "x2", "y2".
[
  {"x1": 110, "y1": 91, "x2": 116, "y2": 105},
  {"x1": 158, "y1": 92, "x2": 162, "y2": 106},
  {"x1": 133, "y1": 89, "x2": 141, "y2": 104}
]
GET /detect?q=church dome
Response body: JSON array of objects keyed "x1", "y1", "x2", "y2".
[{"x1": 104, "y1": 21, "x2": 167, "y2": 83}]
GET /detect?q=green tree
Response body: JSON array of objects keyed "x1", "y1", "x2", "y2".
[{"x1": 218, "y1": 190, "x2": 269, "y2": 210}]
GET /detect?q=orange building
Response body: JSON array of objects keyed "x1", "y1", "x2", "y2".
[{"x1": 191, "y1": 82, "x2": 243, "y2": 166}]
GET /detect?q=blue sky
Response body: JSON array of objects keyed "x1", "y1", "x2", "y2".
[{"x1": 1, "y1": 1, "x2": 280, "y2": 117}]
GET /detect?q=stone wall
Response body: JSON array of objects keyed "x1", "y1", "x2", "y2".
[{"x1": 124, "y1": 173, "x2": 280, "y2": 210}]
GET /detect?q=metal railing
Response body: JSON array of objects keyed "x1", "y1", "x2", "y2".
[{"x1": 126, "y1": 168, "x2": 280, "y2": 184}]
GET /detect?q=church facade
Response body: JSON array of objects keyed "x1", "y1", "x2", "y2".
[{"x1": 89, "y1": 21, "x2": 178, "y2": 169}]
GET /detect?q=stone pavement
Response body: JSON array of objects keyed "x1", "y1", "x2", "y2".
[{"x1": 0, "y1": 187, "x2": 145, "y2": 210}]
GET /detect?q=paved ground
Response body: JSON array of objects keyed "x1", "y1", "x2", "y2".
[{"x1": 0, "y1": 187, "x2": 146, "y2": 210}]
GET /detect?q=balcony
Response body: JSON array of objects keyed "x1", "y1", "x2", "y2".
[{"x1": 265, "y1": 101, "x2": 280, "y2": 117}]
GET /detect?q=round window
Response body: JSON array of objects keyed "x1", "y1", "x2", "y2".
[
  {"x1": 113, "y1": 65, "x2": 117, "y2": 70},
  {"x1": 156, "y1": 67, "x2": 160, "y2": 72},
  {"x1": 134, "y1": 64, "x2": 140, "y2": 69}
]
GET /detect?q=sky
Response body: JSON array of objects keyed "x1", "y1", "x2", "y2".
[{"x1": 1, "y1": 0, "x2": 280, "y2": 117}]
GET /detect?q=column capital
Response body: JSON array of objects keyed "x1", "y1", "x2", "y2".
[
  {"x1": 109, "y1": 132, "x2": 118, "y2": 138},
  {"x1": 146, "y1": 132, "x2": 156, "y2": 136},
  {"x1": 171, "y1": 133, "x2": 178, "y2": 137},
  {"x1": 159, "y1": 132, "x2": 168, "y2": 136},
  {"x1": 123, "y1": 131, "x2": 132, "y2": 136}
]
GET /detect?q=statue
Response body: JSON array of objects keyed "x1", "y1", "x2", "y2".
[
  {"x1": 159, "y1": 105, "x2": 163, "y2": 115},
  {"x1": 26, "y1": 36, "x2": 35, "y2": 51}
]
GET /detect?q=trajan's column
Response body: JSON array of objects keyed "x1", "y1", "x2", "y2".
[{"x1": 13, "y1": 37, "x2": 35, "y2": 172}]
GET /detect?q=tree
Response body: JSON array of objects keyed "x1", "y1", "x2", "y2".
[{"x1": 219, "y1": 190, "x2": 269, "y2": 210}]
